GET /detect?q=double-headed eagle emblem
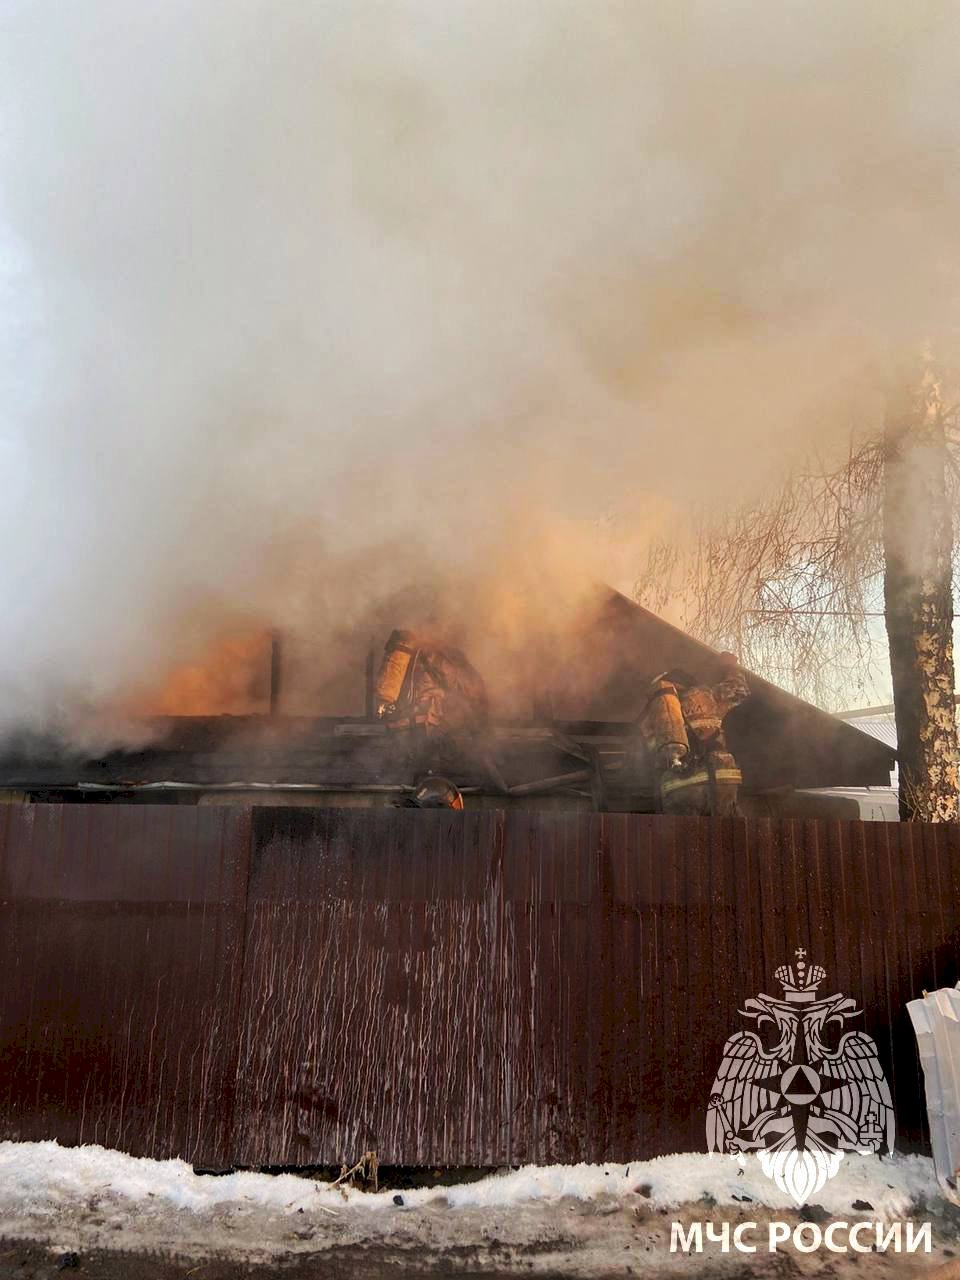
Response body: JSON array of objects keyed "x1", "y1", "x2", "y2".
[{"x1": 707, "y1": 950, "x2": 894, "y2": 1205}]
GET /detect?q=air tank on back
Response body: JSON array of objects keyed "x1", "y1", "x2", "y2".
[{"x1": 375, "y1": 630, "x2": 419, "y2": 717}]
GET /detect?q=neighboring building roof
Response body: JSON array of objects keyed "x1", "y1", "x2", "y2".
[
  {"x1": 838, "y1": 700, "x2": 960, "y2": 755},
  {"x1": 838, "y1": 708, "x2": 899, "y2": 753}
]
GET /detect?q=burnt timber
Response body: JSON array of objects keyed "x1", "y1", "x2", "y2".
[{"x1": 0, "y1": 706, "x2": 893, "y2": 813}]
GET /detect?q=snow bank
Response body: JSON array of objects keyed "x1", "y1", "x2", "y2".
[
  {"x1": 0, "y1": 1142, "x2": 327, "y2": 1217},
  {"x1": 437, "y1": 1153, "x2": 939, "y2": 1220},
  {"x1": 0, "y1": 1141, "x2": 942, "y2": 1223}
]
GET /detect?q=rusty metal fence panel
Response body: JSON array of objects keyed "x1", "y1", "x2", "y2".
[
  {"x1": 234, "y1": 808, "x2": 509, "y2": 1167},
  {"x1": 0, "y1": 805, "x2": 958, "y2": 1166},
  {"x1": 0, "y1": 805, "x2": 250, "y2": 1165}
]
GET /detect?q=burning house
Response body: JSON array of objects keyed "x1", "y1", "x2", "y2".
[{"x1": 0, "y1": 590, "x2": 893, "y2": 816}]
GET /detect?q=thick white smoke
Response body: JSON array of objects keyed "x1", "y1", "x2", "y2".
[{"x1": 1, "y1": 1, "x2": 959, "y2": 729}]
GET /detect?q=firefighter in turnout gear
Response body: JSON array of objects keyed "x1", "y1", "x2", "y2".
[
  {"x1": 375, "y1": 630, "x2": 488, "y2": 735},
  {"x1": 374, "y1": 630, "x2": 490, "y2": 781},
  {"x1": 639, "y1": 653, "x2": 750, "y2": 816}
]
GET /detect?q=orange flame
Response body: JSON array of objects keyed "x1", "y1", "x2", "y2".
[{"x1": 131, "y1": 631, "x2": 272, "y2": 716}]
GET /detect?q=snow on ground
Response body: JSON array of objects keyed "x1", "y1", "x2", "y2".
[
  {"x1": 0, "y1": 1142, "x2": 955, "y2": 1276},
  {"x1": 0, "y1": 1141, "x2": 940, "y2": 1218}
]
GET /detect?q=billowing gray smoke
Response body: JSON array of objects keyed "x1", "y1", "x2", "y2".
[{"x1": 1, "y1": 1, "x2": 959, "y2": 732}]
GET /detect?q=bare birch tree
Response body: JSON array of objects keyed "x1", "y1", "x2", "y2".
[{"x1": 637, "y1": 354, "x2": 960, "y2": 821}]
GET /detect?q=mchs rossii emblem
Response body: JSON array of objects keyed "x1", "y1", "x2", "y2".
[{"x1": 707, "y1": 950, "x2": 894, "y2": 1206}]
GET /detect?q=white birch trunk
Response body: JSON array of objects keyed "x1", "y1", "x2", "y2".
[{"x1": 883, "y1": 353, "x2": 959, "y2": 822}]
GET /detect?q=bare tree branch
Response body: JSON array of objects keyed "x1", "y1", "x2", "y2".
[{"x1": 635, "y1": 431, "x2": 958, "y2": 709}]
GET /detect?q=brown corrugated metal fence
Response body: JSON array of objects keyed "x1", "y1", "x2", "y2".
[{"x1": 0, "y1": 804, "x2": 957, "y2": 1167}]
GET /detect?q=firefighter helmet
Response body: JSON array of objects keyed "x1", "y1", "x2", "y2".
[{"x1": 410, "y1": 774, "x2": 464, "y2": 810}]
